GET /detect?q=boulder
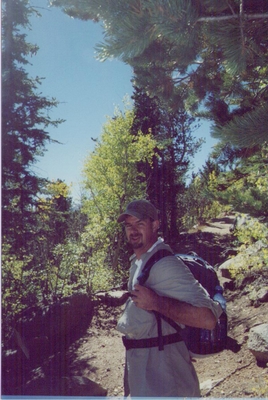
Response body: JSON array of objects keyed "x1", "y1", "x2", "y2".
[
  {"x1": 218, "y1": 240, "x2": 268, "y2": 281},
  {"x1": 218, "y1": 258, "x2": 234, "y2": 279},
  {"x1": 16, "y1": 292, "x2": 93, "y2": 340},
  {"x1": 247, "y1": 323, "x2": 268, "y2": 363},
  {"x1": 95, "y1": 290, "x2": 129, "y2": 307},
  {"x1": 258, "y1": 288, "x2": 268, "y2": 302},
  {"x1": 12, "y1": 293, "x2": 94, "y2": 365},
  {"x1": 230, "y1": 213, "x2": 251, "y2": 232},
  {"x1": 249, "y1": 287, "x2": 268, "y2": 303}
]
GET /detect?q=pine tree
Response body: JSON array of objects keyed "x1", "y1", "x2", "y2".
[
  {"x1": 2, "y1": 0, "x2": 64, "y2": 253},
  {"x1": 131, "y1": 87, "x2": 202, "y2": 240},
  {"x1": 52, "y1": 0, "x2": 268, "y2": 147},
  {"x1": 207, "y1": 144, "x2": 268, "y2": 217}
]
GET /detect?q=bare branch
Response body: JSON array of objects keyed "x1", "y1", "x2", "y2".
[
  {"x1": 197, "y1": 13, "x2": 268, "y2": 23},
  {"x1": 239, "y1": 0, "x2": 245, "y2": 52},
  {"x1": 227, "y1": 1, "x2": 236, "y2": 17}
]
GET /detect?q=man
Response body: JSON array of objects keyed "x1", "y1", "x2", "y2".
[{"x1": 117, "y1": 199, "x2": 222, "y2": 397}]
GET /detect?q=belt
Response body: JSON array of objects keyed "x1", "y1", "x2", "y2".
[{"x1": 122, "y1": 331, "x2": 183, "y2": 351}]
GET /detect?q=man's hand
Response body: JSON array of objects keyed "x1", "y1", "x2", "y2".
[
  {"x1": 130, "y1": 284, "x2": 218, "y2": 330},
  {"x1": 130, "y1": 284, "x2": 159, "y2": 311}
]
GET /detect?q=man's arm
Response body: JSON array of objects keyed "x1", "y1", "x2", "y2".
[{"x1": 131, "y1": 284, "x2": 217, "y2": 330}]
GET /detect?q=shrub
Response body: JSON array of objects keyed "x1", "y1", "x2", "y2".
[
  {"x1": 228, "y1": 217, "x2": 268, "y2": 284},
  {"x1": 234, "y1": 217, "x2": 268, "y2": 245}
]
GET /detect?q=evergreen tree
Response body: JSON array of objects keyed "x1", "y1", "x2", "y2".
[
  {"x1": 2, "y1": 0, "x2": 64, "y2": 254},
  {"x1": 52, "y1": 0, "x2": 268, "y2": 148},
  {"x1": 207, "y1": 144, "x2": 268, "y2": 218},
  {"x1": 131, "y1": 87, "x2": 202, "y2": 241}
]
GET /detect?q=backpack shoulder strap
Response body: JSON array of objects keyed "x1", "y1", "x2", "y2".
[
  {"x1": 137, "y1": 249, "x2": 173, "y2": 285},
  {"x1": 136, "y1": 248, "x2": 177, "y2": 351}
]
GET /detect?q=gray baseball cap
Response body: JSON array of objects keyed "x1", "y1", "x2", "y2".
[{"x1": 117, "y1": 200, "x2": 158, "y2": 223}]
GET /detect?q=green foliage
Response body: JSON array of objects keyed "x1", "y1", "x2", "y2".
[
  {"x1": 2, "y1": 169, "x2": 73, "y2": 342},
  {"x1": 2, "y1": 240, "x2": 42, "y2": 341},
  {"x1": 37, "y1": 180, "x2": 73, "y2": 246},
  {"x1": 234, "y1": 217, "x2": 268, "y2": 246},
  {"x1": 82, "y1": 105, "x2": 156, "y2": 211},
  {"x1": 2, "y1": 233, "x2": 94, "y2": 342},
  {"x1": 2, "y1": 98, "x2": 158, "y2": 343},
  {"x1": 2, "y1": 243, "x2": 30, "y2": 316},
  {"x1": 252, "y1": 377, "x2": 268, "y2": 397},
  {"x1": 211, "y1": 104, "x2": 268, "y2": 148},
  {"x1": 52, "y1": 0, "x2": 268, "y2": 148},
  {"x1": 208, "y1": 145, "x2": 268, "y2": 217},
  {"x1": 2, "y1": 0, "x2": 64, "y2": 255},
  {"x1": 81, "y1": 103, "x2": 158, "y2": 286},
  {"x1": 50, "y1": 242, "x2": 86, "y2": 296},
  {"x1": 227, "y1": 217, "x2": 268, "y2": 283},
  {"x1": 181, "y1": 175, "x2": 227, "y2": 230},
  {"x1": 86, "y1": 251, "x2": 119, "y2": 292},
  {"x1": 228, "y1": 246, "x2": 268, "y2": 284},
  {"x1": 4, "y1": 1, "x2": 268, "y2": 355},
  {"x1": 131, "y1": 87, "x2": 203, "y2": 241},
  {"x1": 51, "y1": 0, "x2": 268, "y2": 254}
]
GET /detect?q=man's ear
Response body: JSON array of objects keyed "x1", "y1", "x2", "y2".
[{"x1": 152, "y1": 220, "x2": 160, "y2": 232}]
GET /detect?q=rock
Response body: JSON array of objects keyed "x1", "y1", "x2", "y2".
[
  {"x1": 95, "y1": 290, "x2": 129, "y2": 307},
  {"x1": 249, "y1": 287, "x2": 268, "y2": 303},
  {"x1": 8, "y1": 292, "x2": 95, "y2": 372},
  {"x1": 218, "y1": 259, "x2": 234, "y2": 279},
  {"x1": 258, "y1": 288, "x2": 268, "y2": 302},
  {"x1": 248, "y1": 324, "x2": 268, "y2": 363},
  {"x1": 200, "y1": 378, "x2": 222, "y2": 391},
  {"x1": 230, "y1": 213, "x2": 251, "y2": 232},
  {"x1": 218, "y1": 240, "x2": 268, "y2": 282},
  {"x1": 15, "y1": 293, "x2": 94, "y2": 346},
  {"x1": 245, "y1": 240, "x2": 267, "y2": 254}
]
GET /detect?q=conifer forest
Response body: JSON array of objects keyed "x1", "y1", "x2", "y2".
[{"x1": 2, "y1": 0, "x2": 268, "y2": 359}]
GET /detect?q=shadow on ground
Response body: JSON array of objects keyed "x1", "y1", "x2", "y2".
[{"x1": 173, "y1": 231, "x2": 236, "y2": 267}]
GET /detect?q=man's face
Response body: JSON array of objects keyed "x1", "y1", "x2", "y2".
[{"x1": 124, "y1": 215, "x2": 159, "y2": 257}]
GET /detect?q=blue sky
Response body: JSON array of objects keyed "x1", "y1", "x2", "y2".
[{"x1": 26, "y1": 0, "x2": 218, "y2": 202}]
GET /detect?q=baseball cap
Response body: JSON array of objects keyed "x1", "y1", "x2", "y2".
[{"x1": 117, "y1": 200, "x2": 159, "y2": 223}]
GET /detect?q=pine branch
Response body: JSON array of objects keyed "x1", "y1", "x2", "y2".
[{"x1": 211, "y1": 104, "x2": 268, "y2": 148}]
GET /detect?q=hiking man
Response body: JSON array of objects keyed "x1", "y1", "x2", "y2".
[{"x1": 117, "y1": 199, "x2": 222, "y2": 397}]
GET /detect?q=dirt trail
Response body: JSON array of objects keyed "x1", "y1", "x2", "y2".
[
  {"x1": 68, "y1": 296, "x2": 268, "y2": 398},
  {"x1": 66, "y1": 214, "x2": 268, "y2": 397}
]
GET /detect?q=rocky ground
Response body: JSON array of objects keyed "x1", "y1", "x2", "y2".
[
  {"x1": 5, "y1": 215, "x2": 268, "y2": 397},
  {"x1": 67, "y1": 299, "x2": 268, "y2": 398},
  {"x1": 65, "y1": 215, "x2": 268, "y2": 398}
]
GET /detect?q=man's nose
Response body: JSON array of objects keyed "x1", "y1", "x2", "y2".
[{"x1": 129, "y1": 225, "x2": 139, "y2": 233}]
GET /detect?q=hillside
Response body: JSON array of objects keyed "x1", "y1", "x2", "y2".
[
  {"x1": 4, "y1": 215, "x2": 268, "y2": 397},
  {"x1": 60, "y1": 215, "x2": 268, "y2": 397}
]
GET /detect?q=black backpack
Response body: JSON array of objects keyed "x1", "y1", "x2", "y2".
[{"x1": 138, "y1": 250, "x2": 228, "y2": 356}]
